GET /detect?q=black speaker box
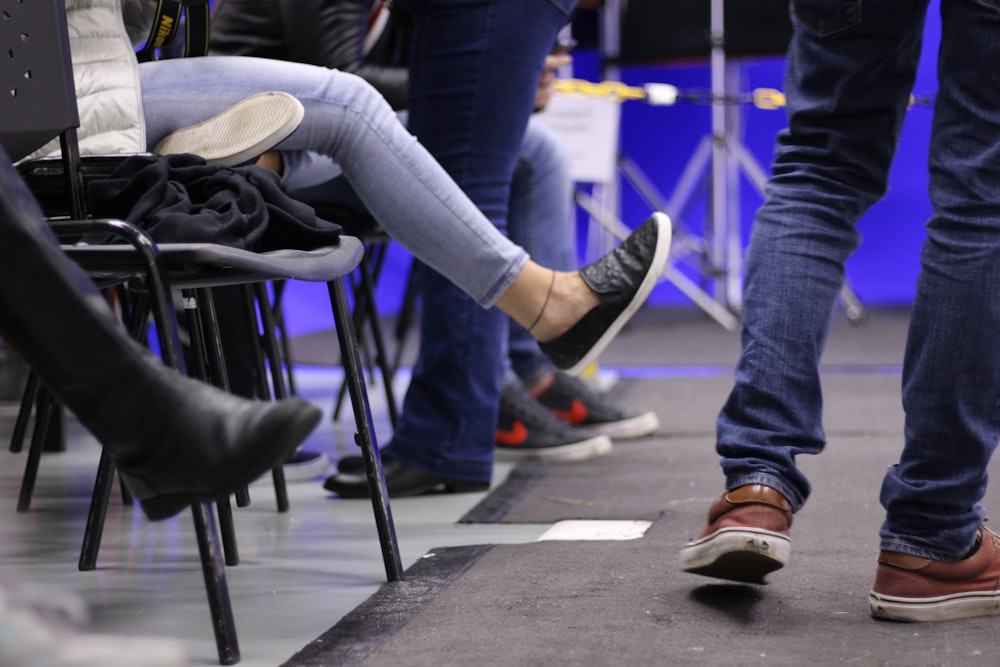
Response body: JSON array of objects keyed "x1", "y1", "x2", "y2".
[{"x1": 619, "y1": 0, "x2": 793, "y2": 63}]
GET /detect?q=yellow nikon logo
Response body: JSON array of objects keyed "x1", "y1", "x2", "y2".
[{"x1": 152, "y1": 16, "x2": 175, "y2": 48}]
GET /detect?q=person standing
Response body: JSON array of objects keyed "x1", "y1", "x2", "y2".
[
  {"x1": 325, "y1": 0, "x2": 614, "y2": 496},
  {"x1": 679, "y1": 0, "x2": 1000, "y2": 622},
  {"x1": 208, "y1": 0, "x2": 660, "y2": 491}
]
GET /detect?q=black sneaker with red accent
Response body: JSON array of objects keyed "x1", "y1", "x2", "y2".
[
  {"x1": 534, "y1": 371, "x2": 659, "y2": 440},
  {"x1": 495, "y1": 382, "x2": 611, "y2": 462}
]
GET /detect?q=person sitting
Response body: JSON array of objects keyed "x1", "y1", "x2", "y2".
[
  {"x1": 43, "y1": 0, "x2": 671, "y2": 496},
  {"x1": 208, "y1": 0, "x2": 660, "y2": 488},
  {"x1": 0, "y1": 145, "x2": 321, "y2": 522}
]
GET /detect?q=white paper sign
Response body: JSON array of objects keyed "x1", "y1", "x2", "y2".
[{"x1": 535, "y1": 91, "x2": 622, "y2": 185}]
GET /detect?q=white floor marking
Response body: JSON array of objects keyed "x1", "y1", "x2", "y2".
[{"x1": 536, "y1": 519, "x2": 652, "y2": 542}]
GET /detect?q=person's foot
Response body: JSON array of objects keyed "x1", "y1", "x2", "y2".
[
  {"x1": 117, "y1": 392, "x2": 322, "y2": 521},
  {"x1": 679, "y1": 484, "x2": 793, "y2": 584},
  {"x1": 281, "y1": 449, "x2": 331, "y2": 482},
  {"x1": 869, "y1": 525, "x2": 1000, "y2": 622},
  {"x1": 494, "y1": 381, "x2": 612, "y2": 462},
  {"x1": 540, "y1": 212, "x2": 671, "y2": 376},
  {"x1": 532, "y1": 371, "x2": 659, "y2": 439},
  {"x1": 323, "y1": 456, "x2": 490, "y2": 498},
  {"x1": 153, "y1": 91, "x2": 305, "y2": 167}
]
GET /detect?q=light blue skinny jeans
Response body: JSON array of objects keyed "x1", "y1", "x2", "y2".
[
  {"x1": 717, "y1": 0, "x2": 1000, "y2": 560},
  {"x1": 286, "y1": 114, "x2": 575, "y2": 388},
  {"x1": 138, "y1": 56, "x2": 528, "y2": 308}
]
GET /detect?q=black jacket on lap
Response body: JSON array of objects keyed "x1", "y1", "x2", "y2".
[{"x1": 88, "y1": 154, "x2": 343, "y2": 251}]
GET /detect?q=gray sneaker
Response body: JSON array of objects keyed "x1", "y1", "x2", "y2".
[
  {"x1": 495, "y1": 381, "x2": 612, "y2": 462},
  {"x1": 534, "y1": 371, "x2": 659, "y2": 439}
]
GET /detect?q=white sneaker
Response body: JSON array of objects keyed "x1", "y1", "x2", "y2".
[
  {"x1": 153, "y1": 91, "x2": 305, "y2": 167},
  {"x1": 282, "y1": 449, "x2": 331, "y2": 481}
]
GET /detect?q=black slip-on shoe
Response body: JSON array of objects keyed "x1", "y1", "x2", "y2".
[
  {"x1": 323, "y1": 456, "x2": 489, "y2": 498},
  {"x1": 539, "y1": 212, "x2": 671, "y2": 376},
  {"x1": 336, "y1": 454, "x2": 365, "y2": 474}
]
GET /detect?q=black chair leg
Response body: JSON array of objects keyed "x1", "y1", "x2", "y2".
[
  {"x1": 355, "y1": 251, "x2": 399, "y2": 426},
  {"x1": 190, "y1": 288, "x2": 240, "y2": 566},
  {"x1": 269, "y1": 280, "x2": 298, "y2": 397},
  {"x1": 191, "y1": 502, "x2": 241, "y2": 666},
  {"x1": 16, "y1": 387, "x2": 54, "y2": 512},
  {"x1": 249, "y1": 284, "x2": 292, "y2": 512},
  {"x1": 327, "y1": 277, "x2": 402, "y2": 582},
  {"x1": 79, "y1": 449, "x2": 115, "y2": 571},
  {"x1": 216, "y1": 497, "x2": 239, "y2": 568},
  {"x1": 391, "y1": 260, "x2": 422, "y2": 376},
  {"x1": 75, "y1": 290, "x2": 144, "y2": 568},
  {"x1": 41, "y1": 401, "x2": 65, "y2": 452},
  {"x1": 333, "y1": 246, "x2": 399, "y2": 427},
  {"x1": 9, "y1": 370, "x2": 40, "y2": 453}
]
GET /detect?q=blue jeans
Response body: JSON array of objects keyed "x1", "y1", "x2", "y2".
[
  {"x1": 385, "y1": 0, "x2": 576, "y2": 481},
  {"x1": 506, "y1": 119, "x2": 575, "y2": 386},
  {"x1": 138, "y1": 56, "x2": 527, "y2": 307},
  {"x1": 289, "y1": 116, "x2": 574, "y2": 388},
  {"x1": 717, "y1": 0, "x2": 1000, "y2": 560}
]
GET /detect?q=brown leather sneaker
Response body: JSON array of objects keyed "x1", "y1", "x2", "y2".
[
  {"x1": 869, "y1": 525, "x2": 1000, "y2": 622},
  {"x1": 679, "y1": 484, "x2": 793, "y2": 584}
]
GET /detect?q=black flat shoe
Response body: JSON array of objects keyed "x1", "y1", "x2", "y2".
[
  {"x1": 323, "y1": 456, "x2": 490, "y2": 498},
  {"x1": 540, "y1": 212, "x2": 671, "y2": 376},
  {"x1": 335, "y1": 454, "x2": 364, "y2": 474}
]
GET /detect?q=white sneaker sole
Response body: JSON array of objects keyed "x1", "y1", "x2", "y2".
[
  {"x1": 869, "y1": 589, "x2": 1000, "y2": 622},
  {"x1": 495, "y1": 434, "x2": 613, "y2": 463},
  {"x1": 587, "y1": 410, "x2": 660, "y2": 440},
  {"x1": 281, "y1": 451, "x2": 331, "y2": 482},
  {"x1": 679, "y1": 527, "x2": 790, "y2": 584},
  {"x1": 563, "y1": 211, "x2": 672, "y2": 376},
  {"x1": 153, "y1": 91, "x2": 305, "y2": 166}
]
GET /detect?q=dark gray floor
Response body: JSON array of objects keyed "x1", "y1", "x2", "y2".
[
  {"x1": 282, "y1": 306, "x2": 1000, "y2": 666},
  {"x1": 287, "y1": 302, "x2": 911, "y2": 369}
]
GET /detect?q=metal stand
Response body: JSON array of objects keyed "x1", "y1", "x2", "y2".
[{"x1": 583, "y1": 0, "x2": 865, "y2": 328}]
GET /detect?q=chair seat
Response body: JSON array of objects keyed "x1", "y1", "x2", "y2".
[{"x1": 62, "y1": 236, "x2": 365, "y2": 288}]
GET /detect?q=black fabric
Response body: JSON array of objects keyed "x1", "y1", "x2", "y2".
[
  {"x1": 620, "y1": 0, "x2": 792, "y2": 63},
  {"x1": 208, "y1": 0, "x2": 291, "y2": 61},
  {"x1": 210, "y1": 0, "x2": 411, "y2": 110},
  {"x1": 135, "y1": 0, "x2": 212, "y2": 62},
  {"x1": 87, "y1": 153, "x2": 342, "y2": 251}
]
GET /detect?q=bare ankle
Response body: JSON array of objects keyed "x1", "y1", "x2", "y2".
[{"x1": 532, "y1": 272, "x2": 598, "y2": 342}]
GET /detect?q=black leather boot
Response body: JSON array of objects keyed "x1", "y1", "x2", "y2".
[{"x1": 0, "y1": 150, "x2": 321, "y2": 520}]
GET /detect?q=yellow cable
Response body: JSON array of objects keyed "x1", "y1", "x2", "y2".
[{"x1": 553, "y1": 78, "x2": 787, "y2": 110}]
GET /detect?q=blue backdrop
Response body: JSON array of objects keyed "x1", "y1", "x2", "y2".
[{"x1": 607, "y1": 7, "x2": 941, "y2": 309}]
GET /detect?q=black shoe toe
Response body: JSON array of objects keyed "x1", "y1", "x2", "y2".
[
  {"x1": 335, "y1": 454, "x2": 364, "y2": 474},
  {"x1": 540, "y1": 212, "x2": 671, "y2": 375},
  {"x1": 323, "y1": 457, "x2": 489, "y2": 498}
]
